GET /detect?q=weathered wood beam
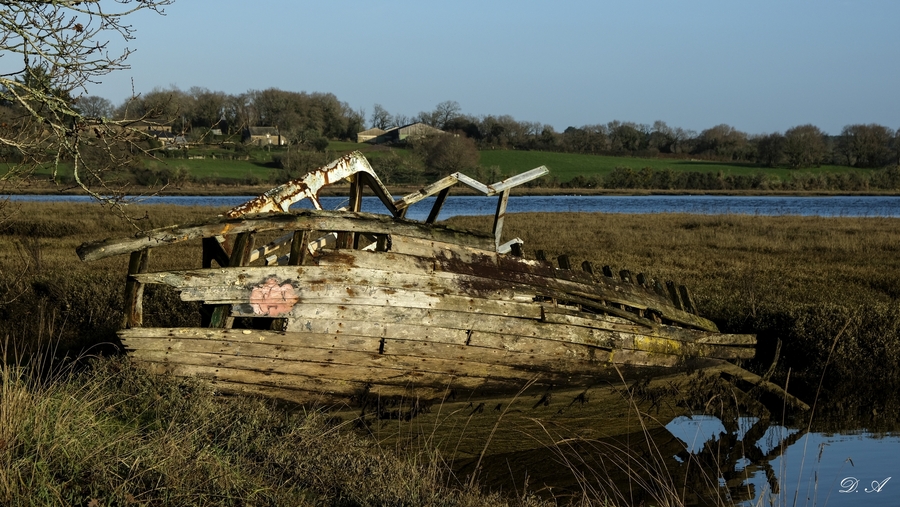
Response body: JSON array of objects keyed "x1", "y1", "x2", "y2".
[
  {"x1": 122, "y1": 249, "x2": 150, "y2": 328},
  {"x1": 288, "y1": 230, "x2": 310, "y2": 266},
  {"x1": 666, "y1": 281, "x2": 684, "y2": 311},
  {"x1": 395, "y1": 174, "x2": 459, "y2": 210},
  {"x1": 208, "y1": 231, "x2": 254, "y2": 328},
  {"x1": 425, "y1": 187, "x2": 451, "y2": 224},
  {"x1": 77, "y1": 210, "x2": 494, "y2": 261},
  {"x1": 492, "y1": 188, "x2": 510, "y2": 251}
]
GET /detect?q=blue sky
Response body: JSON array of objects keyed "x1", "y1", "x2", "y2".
[{"x1": 88, "y1": 0, "x2": 899, "y2": 135}]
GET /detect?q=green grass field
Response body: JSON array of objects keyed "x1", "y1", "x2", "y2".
[
  {"x1": 16, "y1": 141, "x2": 879, "y2": 189},
  {"x1": 477, "y1": 149, "x2": 866, "y2": 181}
]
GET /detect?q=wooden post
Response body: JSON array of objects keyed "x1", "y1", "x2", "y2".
[
  {"x1": 122, "y1": 249, "x2": 150, "y2": 328},
  {"x1": 426, "y1": 187, "x2": 451, "y2": 224},
  {"x1": 679, "y1": 285, "x2": 698, "y2": 314},
  {"x1": 581, "y1": 261, "x2": 594, "y2": 274},
  {"x1": 209, "y1": 232, "x2": 255, "y2": 328},
  {"x1": 492, "y1": 189, "x2": 510, "y2": 252},
  {"x1": 557, "y1": 255, "x2": 571, "y2": 270},
  {"x1": 337, "y1": 175, "x2": 363, "y2": 249},
  {"x1": 619, "y1": 270, "x2": 633, "y2": 284},
  {"x1": 602, "y1": 265, "x2": 614, "y2": 278},
  {"x1": 653, "y1": 280, "x2": 668, "y2": 298},
  {"x1": 666, "y1": 281, "x2": 684, "y2": 311},
  {"x1": 288, "y1": 230, "x2": 311, "y2": 266}
]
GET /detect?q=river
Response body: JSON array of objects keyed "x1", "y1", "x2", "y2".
[{"x1": 8, "y1": 194, "x2": 900, "y2": 220}]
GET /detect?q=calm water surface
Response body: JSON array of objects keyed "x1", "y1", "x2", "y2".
[
  {"x1": 667, "y1": 416, "x2": 899, "y2": 507},
  {"x1": 9, "y1": 194, "x2": 900, "y2": 220}
]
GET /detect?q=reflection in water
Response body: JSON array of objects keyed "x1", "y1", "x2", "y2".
[
  {"x1": 665, "y1": 415, "x2": 900, "y2": 507},
  {"x1": 451, "y1": 409, "x2": 899, "y2": 506},
  {"x1": 461, "y1": 412, "x2": 898, "y2": 506}
]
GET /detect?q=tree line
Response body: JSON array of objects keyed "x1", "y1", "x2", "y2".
[{"x1": 75, "y1": 87, "x2": 900, "y2": 171}]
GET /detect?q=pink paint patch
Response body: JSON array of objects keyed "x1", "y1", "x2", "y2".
[{"x1": 249, "y1": 278, "x2": 299, "y2": 317}]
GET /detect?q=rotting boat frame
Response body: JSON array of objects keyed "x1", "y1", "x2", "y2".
[{"x1": 77, "y1": 151, "x2": 806, "y2": 410}]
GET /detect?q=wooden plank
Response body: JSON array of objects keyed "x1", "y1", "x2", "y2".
[
  {"x1": 679, "y1": 285, "x2": 698, "y2": 314},
  {"x1": 120, "y1": 328, "x2": 704, "y2": 376},
  {"x1": 287, "y1": 315, "x2": 750, "y2": 360},
  {"x1": 120, "y1": 327, "x2": 609, "y2": 369},
  {"x1": 666, "y1": 281, "x2": 684, "y2": 311},
  {"x1": 120, "y1": 330, "x2": 612, "y2": 374},
  {"x1": 137, "y1": 247, "x2": 720, "y2": 333},
  {"x1": 139, "y1": 361, "x2": 535, "y2": 399},
  {"x1": 453, "y1": 173, "x2": 491, "y2": 194},
  {"x1": 540, "y1": 305, "x2": 746, "y2": 342},
  {"x1": 395, "y1": 174, "x2": 459, "y2": 209},
  {"x1": 77, "y1": 209, "x2": 494, "y2": 261},
  {"x1": 129, "y1": 347, "x2": 546, "y2": 384},
  {"x1": 127, "y1": 338, "x2": 693, "y2": 391},
  {"x1": 136, "y1": 266, "x2": 538, "y2": 310},
  {"x1": 486, "y1": 166, "x2": 549, "y2": 193},
  {"x1": 277, "y1": 309, "x2": 615, "y2": 354}
]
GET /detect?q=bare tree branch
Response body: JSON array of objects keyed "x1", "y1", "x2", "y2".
[{"x1": 0, "y1": 0, "x2": 173, "y2": 207}]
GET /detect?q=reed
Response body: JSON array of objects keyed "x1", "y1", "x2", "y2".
[{"x1": 0, "y1": 346, "x2": 531, "y2": 506}]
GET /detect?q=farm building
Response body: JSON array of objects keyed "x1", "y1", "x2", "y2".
[
  {"x1": 356, "y1": 128, "x2": 386, "y2": 143},
  {"x1": 243, "y1": 126, "x2": 286, "y2": 146},
  {"x1": 358, "y1": 123, "x2": 445, "y2": 145}
]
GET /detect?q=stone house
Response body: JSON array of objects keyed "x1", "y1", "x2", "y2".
[{"x1": 243, "y1": 126, "x2": 286, "y2": 146}]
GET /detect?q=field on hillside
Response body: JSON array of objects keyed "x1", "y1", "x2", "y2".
[
  {"x1": 477, "y1": 150, "x2": 861, "y2": 181},
  {"x1": 17, "y1": 142, "x2": 885, "y2": 193}
]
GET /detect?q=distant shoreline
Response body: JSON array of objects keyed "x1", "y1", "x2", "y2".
[{"x1": 5, "y1": 182, "x2": 899, "y2": 198}]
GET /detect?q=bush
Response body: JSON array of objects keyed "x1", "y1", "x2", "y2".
[
  {"x1": 369, "y1": 149, "x2": 426, "y2": 185},
  {"x1": 412, "y1": 134, "x2": 480, "y2": 179}
]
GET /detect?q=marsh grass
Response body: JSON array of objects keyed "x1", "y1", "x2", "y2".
[
  {"x1": 1, "y1": 202, "x2": 899, "y2": 504},
  {"x1": 0, "y1": 347, "x2": 534, "y2": 506},
  {"x1": 3, "y1": 203, "x2": 898, "y2": 414}
]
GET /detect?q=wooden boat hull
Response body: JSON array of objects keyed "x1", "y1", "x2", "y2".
[
  {"x1": 76, "y1": 152, "x2": 802, "y2": 411},
  {"x1": 118, "y1": 235, "x2": 754, "y2": 407}
]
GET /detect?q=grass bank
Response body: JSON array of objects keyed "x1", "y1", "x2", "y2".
[{"x1": 1, "y1": 354, "x2": 532, "y2": 506}]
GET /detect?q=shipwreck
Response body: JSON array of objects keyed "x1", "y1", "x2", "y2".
[{"x1": 77, "y1": 152, "x2": 803, "y2": 410}]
